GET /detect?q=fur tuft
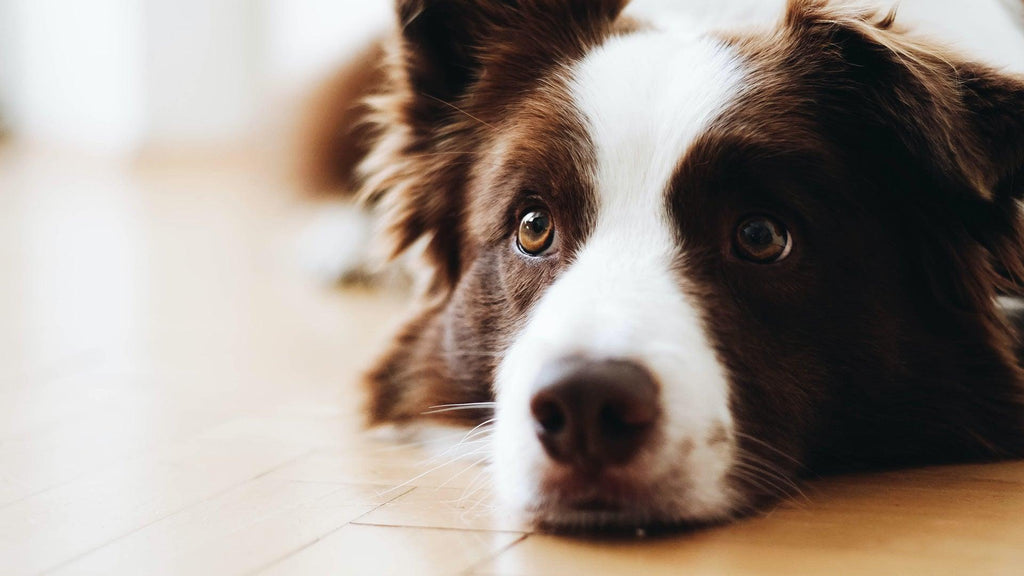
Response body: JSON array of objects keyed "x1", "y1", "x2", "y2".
[{"x1": 294, "y1": 36, "x2": 390, "y2": 196}]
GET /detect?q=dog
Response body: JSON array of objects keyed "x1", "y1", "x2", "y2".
[{"x1": 301, "y1": 0, "x2": 1024, "y2": 531}]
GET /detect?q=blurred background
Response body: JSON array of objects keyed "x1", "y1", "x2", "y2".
[
  {"x1": 0, "y1": 6, "x2": 419, "y2": 574},
  {"x1": 0, "y1": 0, "x2": 389, "y2": 151}
]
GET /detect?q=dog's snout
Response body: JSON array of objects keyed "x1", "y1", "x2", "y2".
[{"x1": 530, "y1": 359, "x2": 659, "y2": 471}]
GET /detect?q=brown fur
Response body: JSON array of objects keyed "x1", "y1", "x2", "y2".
[
  {"x1": 358, "y1": 0, "x2": 635, "y2": 425},
  {"x1": 679, "y1": 2, "x2": 1024, "y2": 495},
  {"x1": 316, "y1": 0, "x2": 1024, "y2": 523},
  {"x1": 296, "y1": 37, "x2": 390, "y2": 195}
]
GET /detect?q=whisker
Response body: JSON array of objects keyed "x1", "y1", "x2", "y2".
[
  {"x1": 380, "y1": 449, "x2": 488, "y2": 496},
  {"x1": 404, "y1": 150, "x2": 486, "y2": 158},
  {"x1": 422, "y1": 402, "x2": 497, "y2": 415},
  {"x1": 440, "y1": 347, "x2": 507, "y2": 360},
  {"x1": 423, "y1": 419, "x2": 495, "y2": 463},
  {"x1": 730, "y1": 467, "x2": 787, "y2": 499},
  {"x1": 732, "y1": 431, "x2": 805, "y2": 469},
  {"x1": 732, "y1": 461, "x2": 798, "y2": 496},
  {"x1": 366, "y1": 428, "x2": 472, "y2": 452},
  {"x1": 459, "y1": 427, "x2": 496, "y2": 445},
  {"x1": 421, "y1": 92, "x2": 497, "y2": 131},
  {"x1": 732, "y1": 454, "x2": 810, "y2": 504},
  {"x1": 437, "y1": 451, "x2": 490, "y2": 490},
  {"x1": 732, "y1": 467, "x2": 803, "y2": 505},
  {"x1": 458, "y1": 465, "x2": 494, "y2": 503},
  {"x1": 735, "y1": 448, "x2": 802, "y2": 484},
  {"x1": 421, "y1": 438, "x2": 489, "y2": 468},
  {"x1": 457, "y1": 471, "x2": 498, "y2": 515}
]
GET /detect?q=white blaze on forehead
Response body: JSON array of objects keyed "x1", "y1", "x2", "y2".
[
  {"x1": 493, "y1": 25, "x2": 747, "y2": 522},
  {"x1": 574, "y1": 27, "x2": 742, "y2": 244}
]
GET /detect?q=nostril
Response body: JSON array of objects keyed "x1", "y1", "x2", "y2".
[
  {"x1": 600, "y1": 395, "x2": 658, "y2": 432},
  {"x1": 599, "y1": 404, "x2": 640, "y2": 436},
  {"x1": 532, "y1": 398, "x2": 566, "y2": 434}
]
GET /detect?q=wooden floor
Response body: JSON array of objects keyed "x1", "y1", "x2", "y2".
[{"x1": 2, "y1": 142, "x2": 1023, "y2": 576}]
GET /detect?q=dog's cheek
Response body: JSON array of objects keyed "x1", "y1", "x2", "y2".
[
  {"x1": 364, "y1": 251, "x2": 526, "y2": 426},
  {"x1": 363, "y1": 301, "x2": 454, "y2": 424}
]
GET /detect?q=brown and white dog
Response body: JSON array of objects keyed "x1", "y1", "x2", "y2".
[{"x1": 303, "y1": 0, "x2": 1024, "y2": 531}]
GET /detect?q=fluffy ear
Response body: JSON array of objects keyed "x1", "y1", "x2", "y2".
[
  {"x1": 785, "y1": 0, "x2": 1024, "y2": 294},
  {"x1": 395, "y1": 0, "x2": 499, "y2": 110},
  {"x1": 951, "y1": 65, "x2": 1024, "y2": 293},
  {"x1": 786, "y1": 0, "x2": 1024, "y2": 201},
  {"x1": 362, "y1": 0, "x2": 627, "y2": 293},
  {"x1": 396, "y1": 0, "x2": 629, "y2": 128}
]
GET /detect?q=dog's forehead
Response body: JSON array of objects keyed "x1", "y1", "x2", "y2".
[{"x1": 566, "y1": 27, "x2": 745, "y2": 226}]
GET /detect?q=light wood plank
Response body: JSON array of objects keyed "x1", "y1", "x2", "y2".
[
  {"x1": 262, "y1": 448, "x2": 495, "y2": 490},
  {"x1": 50, "y1": 479, "x2": 409, "y2": 576},
  {"x1": 355, "y1": 485, "x2": 527, "y2": 533},
  {"x1": 473, "y1": 534, "x2": 1020, "y2": 576},
  {"x1": 257, "y1": 524, "x2": 523, "y2": 576},
  {"x1": 0, "y1": 437, "x2": 307, "y2": 575}
]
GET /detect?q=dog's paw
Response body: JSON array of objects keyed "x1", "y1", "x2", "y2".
[{"x1": 298, "y1": 201, "x2": 379, "y2": 285}]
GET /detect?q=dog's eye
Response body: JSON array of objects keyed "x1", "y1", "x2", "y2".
[
  {"x1": 517, "y1": 210, "x2": 555, "y2": 256},
  {"x1": 735, "y1": 216, "x2": 791, "y2": 263}
]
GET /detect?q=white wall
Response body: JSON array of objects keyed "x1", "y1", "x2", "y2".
[
  {"x1": 0, "y1": 0, "x2": 16, "y2": 131},
  {"x1": 0, "y1": 0, "x2": 393, "y2": 151},
  {"x1": 262, "y1": 0, "x2": 390, "y2": 91},
  {"x1": 143, "y1": 0, "x2": 261, "y2": 144},
  {"x1": 3, "y1": 0, "x2": 144, "y2": 151}
]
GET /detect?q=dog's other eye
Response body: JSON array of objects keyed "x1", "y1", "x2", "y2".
[
  {"x1": 518, "y1": 210, "x2": 555, "y2": 256},
  {"x1": 735, "y1": 215, "x2": 792, "y2": 263}
]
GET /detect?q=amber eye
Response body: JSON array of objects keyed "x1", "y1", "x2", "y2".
[
  {"x1": 735, "y1": 215, "x2": 792, "y2": 263},
  {"x1": 517, "y1": 209, "x2": 555, "y2": 255}
]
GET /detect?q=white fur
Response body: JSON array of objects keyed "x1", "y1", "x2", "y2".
[{"x1": 493, "y1": 24, "x2": 745, "y2": 524}]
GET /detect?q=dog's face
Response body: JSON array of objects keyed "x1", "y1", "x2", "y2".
[{"x1": 363, "y1": 0, "x2": 1024, "y2": 530}]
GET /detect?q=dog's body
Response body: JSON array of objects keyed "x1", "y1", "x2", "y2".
[{"x1": 307, "y1": 0, "x2": 1024, "y2": 531}]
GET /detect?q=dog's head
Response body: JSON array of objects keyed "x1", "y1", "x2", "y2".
[{"x1": 362, "y1": 0, "x2": 1024, "y2": 530}]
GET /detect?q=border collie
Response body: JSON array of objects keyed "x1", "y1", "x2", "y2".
[{"x1": 302, "y1": 0, "x2": 1024, "y2": 531}]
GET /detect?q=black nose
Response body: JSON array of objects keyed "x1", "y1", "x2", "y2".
[{"x1": 530, "y1": 358, "x2": 659, "y2": 472}]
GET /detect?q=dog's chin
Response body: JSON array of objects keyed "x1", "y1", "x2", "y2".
[
  {"x1": 523, "y1": 474, "x2": 736, "y2": 534},
  {"x1": 529, "y1": 499, "x2": 732, "y2": 535},
  {"x1": 534, "y1": 508, "x2": 655, "y2": 534}
]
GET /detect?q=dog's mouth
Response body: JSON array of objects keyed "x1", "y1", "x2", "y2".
[
  {"x1": 516, "y1": 449, "x2": 740, "y2": 533},
  {"x1": 531, "y1": 500, "x2": 706, "y2": 535},
  {"x1": 529, "y1": 471, "x2": 672, "y2": 532},
  {"x1": 531, "y1": 488, "x2": 732, "y2": 535},
  {"x1": 532, "y1": 503, "x2": 647, "y2": 534},
  {"x1": 567, "y1": 496, "x2": 623, "y2": 513}
]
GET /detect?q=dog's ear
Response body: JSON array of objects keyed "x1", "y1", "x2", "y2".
[
  {"x1": 785, "y1": 0, "x2": 1024, "y2": 298},
  {"x1": 786, "y1": 0, "x2": 1024, "y2": 200},
  {"x1": 395, "y1": 0, "x2": 628, "y2": 126},
  {"x1": 363, "y1": 0, "x2": 627, "y2": 293}
]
